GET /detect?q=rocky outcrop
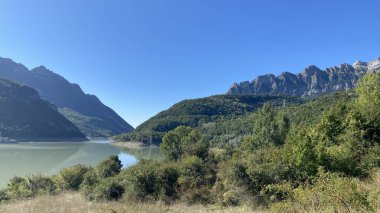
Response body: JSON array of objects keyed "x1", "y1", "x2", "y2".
[
  {"x1": 0, "y1": 57, "x2": 134, "y2": 137},
  {"x1": 227, "y1": 57, "x2": 380, "y2": 96}
]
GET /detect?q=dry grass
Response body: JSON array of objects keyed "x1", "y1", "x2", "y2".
[{"x1": 0, "y1": 192, "x2": 266, "y2": 213}]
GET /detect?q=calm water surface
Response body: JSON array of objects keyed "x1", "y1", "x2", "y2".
[{"x1": 0, "y1": 140, "x2": 162, "y2": 187}]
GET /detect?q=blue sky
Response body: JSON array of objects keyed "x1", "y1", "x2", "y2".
[{"x1": 0, "y1": 0, "x2": 379, "y2": 127}]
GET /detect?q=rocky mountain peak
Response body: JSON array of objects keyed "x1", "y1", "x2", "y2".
[{"x1": 227, "y1": 57, "x2": 380, "y2": 97}]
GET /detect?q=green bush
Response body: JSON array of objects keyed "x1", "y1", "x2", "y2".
[
  {"x1": 27, "y1": 175, "x2": 56, "y2": 195},
  {"x1": 271, "y1": 170, "x2": 373, "y2": 212},
  {"x1": 0, "y1": 189, "x2": 8, "y2": 201},
  {"x1": 156, "y1": 162, "x2": 180, "y2": 200},
  {"x1": 177, "y1": 156, "x2": 216, "y2": 204},
  {"x1": 80, "y1": 170, "x2": 100, "y2": 201},
  {"x1": 6, "y1": 176, "x2": 33, "y2": 199},
  {"x1": 57, "y1": 164, "x2": 91, "y2": 190},
  {"x1": 5, "y1": 175, "x2": 55, "y2": 199},
  {"x1": 92, "y1": 179, "x2": 124, "y2": 201},
  {"x1": 178, "y1": 156, "x2": 207, "y2": 189},
  {"x1": 95, "y1": 155, "x2": 122, "y2": 178},
  {"x1": 121, "y1": 160, "x2": 161, "y2": 201},
  {"x1": 226, "y1": 147, "x2": 290, "y2": 196},
  {"x1": 80, "y1": 168, "x2": 124, "y2": 201},
  {"x1": 284, "y1": 127, "x2": 318, "y2": 179}
]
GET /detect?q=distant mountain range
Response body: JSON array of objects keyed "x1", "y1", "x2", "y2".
[
  {"x1": 0, "y1": 78, "x2": 86, "y2": 142},
  {"x1": 0, "y1": 57, "x2": 134, "y2": 137},
  {"x1": 227, "y1": 57, "x2": 380, "y2": 96}
]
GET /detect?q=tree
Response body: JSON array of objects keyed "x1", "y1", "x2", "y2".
[
  {"x1": 355, "y1": 72, "x2": 380, "y2": 142},
  {"x1": 160, "y1": 126, "x2": 209, "y2": 161},
  {"x1": 284, "y1": 127, "x2": 318, "y2": 178},
  {"x1": 241, "y1": 103, "x2": 289, "y2": 150}
]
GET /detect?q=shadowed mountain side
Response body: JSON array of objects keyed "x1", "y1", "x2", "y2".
[
  {"x1": 0, "y1": 78, "x2": 86, "y2": 142},
  {"x1": 0, "y1": 57, "x2": 134, "y2": 137}
]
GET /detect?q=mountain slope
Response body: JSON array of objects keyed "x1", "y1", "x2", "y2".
[
  {"x1": 114, "y1": 95, "x2": 302, "y2": 144},
  {"x1": 227, "y1": 57, "x2": 380, "y2": 96},
  {"x1": 0, "y1": 78, "x2": 86, "y2": 142},
  {"x1": 0, "y1": 57, "x2": 134, "y2": 137}
]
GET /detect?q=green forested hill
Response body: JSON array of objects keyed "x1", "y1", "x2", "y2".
[
  {"x1": 114, "y1": 91, "x2": 353, "y2": 146},
  {"x1": 0, "y1": 78, "x2": 87, "y2": 142},
  {"x1": 199, "y1": 92, "x2": 354, "y2": 146},
  {"x1": 113, "y1": 95, "x2": 302, "y2": 144}
]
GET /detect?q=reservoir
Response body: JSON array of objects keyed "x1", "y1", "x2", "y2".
[{"x1": 0, "y1": 140, "x2": 161, "y2": 187}]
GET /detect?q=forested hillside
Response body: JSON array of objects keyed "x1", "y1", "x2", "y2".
[
  {"x1": 0, "y1": 78, "x2": 86, "y2": 142},
  {"x1": 113, "y1": 95, "x2": 302, "y2": 144}
]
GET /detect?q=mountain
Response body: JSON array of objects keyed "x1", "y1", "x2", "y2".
[
  {"x1": 0, "y1": 78, "x2": 86, "y2": 142},
  {"x1": 113, "y1": 95, "x2": 302, "y2": 144},
  {"x1": 0, "y1": 57, "x2": 134, "y2": 137},
  {"x1": 227, "y1": 57, "x2": 380, "y2": 96}
]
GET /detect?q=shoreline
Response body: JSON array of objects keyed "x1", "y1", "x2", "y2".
[{"x1": 110, "y1": 141, "x2": 158, "y2": 148}]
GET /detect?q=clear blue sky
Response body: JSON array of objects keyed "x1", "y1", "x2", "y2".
[{"x1": 0, "y1": 0, "x2": 379, "y2": 127}]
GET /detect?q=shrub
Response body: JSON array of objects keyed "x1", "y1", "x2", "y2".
[
  {"x1": 271, "y1": 170, "x2": 373, "y2": 212},
  {"x1": 6, "y1": 176, "x2": 33, "y2": 199},
  {"x1": 80, "y1": 170, "x2": 100, "y2": 201},
  {"x1": 0, "y1": 189, "x2": 8, "y2": 201},
  {"x1": 95, "y1": 155, "x2": 122, "y2": 178},
  {"x1": 92, "y1": 179, "x2": 124, "y2": 201},
  {"x1": 284, "y1": 127, "x2": 318, "y2": 179},
  {"x1": 156, "y1": 162, "x2": 180, "y2": 200},
  {"x1": 121, "y1": 160, "x2": 160, "y2": 201},
  {"x1": 227, "y1": 147, "x2": 290, "y2": 195},
  {"x1": 221, "y1": 189, "x2": 241, "y2": 206},
  {"x1": 27, "y1": 175, "x2": 56, "y2": 195},
  {"x1": 178, "y1": 156, "x2": 206, "y2": 189},
  {"x1": 57, "y1": 164, "x2": 91, "y2": 190},
  {"x1": 5, "y1": 175, "x2": 56, "y2": 199},
  {"x1": 177, "y1": 156, "x2": 216, "y2": 204}
]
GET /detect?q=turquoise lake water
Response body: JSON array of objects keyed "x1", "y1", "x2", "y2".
[{"x1": 0, "y1": 140, "x2": 161, "y2": 187}]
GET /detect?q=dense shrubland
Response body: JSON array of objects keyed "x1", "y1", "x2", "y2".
[{"x1": 1, "y1": 72, "x2": 380, "y2": 212}]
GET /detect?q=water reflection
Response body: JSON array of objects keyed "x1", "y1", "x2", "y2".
[{"x1": 0, "y1": 141, "x2": 161, "y2": 187}]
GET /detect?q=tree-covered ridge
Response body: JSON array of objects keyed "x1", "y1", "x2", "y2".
[
  {"x1": 113, "y1": 95, "x2": 302, "y2": 144},
  {"x1": 115, "y1": 91, "x2": 352, "y2": 147},
  {"x1": 0, "y1": 78, "x2": 86, "y2": 142}
]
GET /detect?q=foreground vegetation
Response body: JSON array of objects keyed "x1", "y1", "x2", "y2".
[{"x1": 1, "y1": 72, "x2": 380, "y2": 212}]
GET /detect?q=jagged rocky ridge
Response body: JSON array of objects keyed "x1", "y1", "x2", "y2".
[
  {"x1": 0, "y1": 57, "x2": 134, "y2": 137},
  {"x1": 227, "y1": 57, "x2": 380, "y2": 96},
  {"x1": 0, "y1": 78, "x2": 87, "y2": 142}
]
